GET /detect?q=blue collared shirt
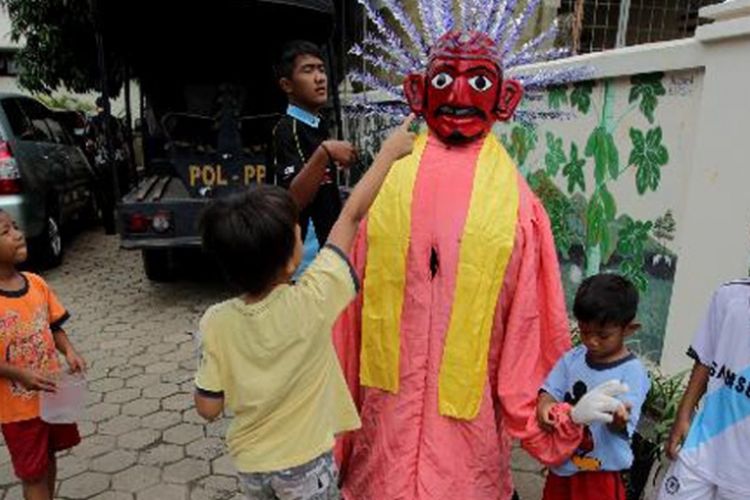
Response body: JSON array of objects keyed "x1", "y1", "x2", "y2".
[{"x1": 286, "y1": 104, "x2": 320, "y2": 129}]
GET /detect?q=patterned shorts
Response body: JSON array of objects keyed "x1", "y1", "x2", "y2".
[{"x1": 239, "y1": 451, "x2": 340, "y2": 500}]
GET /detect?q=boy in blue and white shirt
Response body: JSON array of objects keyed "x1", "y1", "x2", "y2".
[
  {"x1": 659, "y1": 279, "x2": 750, "y2": 500},
  {"x1": 537, "y1": 274, "x2": 651, "y2": 500}
]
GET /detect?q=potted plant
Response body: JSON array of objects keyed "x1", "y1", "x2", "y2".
[{"x1": 626, "y1": 367, "x2": 687, "y2": 500}]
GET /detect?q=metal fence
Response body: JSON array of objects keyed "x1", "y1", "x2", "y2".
[{"x1": 557, "y1": 0, "x2": 724, "y2": 54}]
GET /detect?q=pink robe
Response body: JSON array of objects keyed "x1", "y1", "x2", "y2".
[{"x1": 333, "y1": 135, "x2": 582, "y2": 499}]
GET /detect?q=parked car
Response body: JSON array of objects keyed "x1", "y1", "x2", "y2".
[{"x1": 0, "y1": 93, "x2": 97, "y2": 267}]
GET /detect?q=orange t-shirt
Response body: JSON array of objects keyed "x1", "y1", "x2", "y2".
[{"x1": 0, "y1": 272, "x2": 68, "y2": 423}]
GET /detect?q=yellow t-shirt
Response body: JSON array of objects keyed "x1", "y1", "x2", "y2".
[{"x1": 195, "y1": 245, "x2": 361, "y2": 473}]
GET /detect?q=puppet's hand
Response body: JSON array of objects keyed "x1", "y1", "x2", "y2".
[{"x1": 571, "y1": 380, "x2": 629, "y2": 425}]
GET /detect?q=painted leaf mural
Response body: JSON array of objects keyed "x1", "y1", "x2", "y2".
[
  {"x1": 494, "y1": 70, "x2": 687, "y2": 361},
  {"x1": 563, "y1": 142, "x2": 585, "y2": 193},
  {"x1": 571, "y1": 80, "x2": 595, "y2": 114},
  {"x1": 618, "y1": 217, "x2": 654, "y2": 291},
  {"x1": 548, "y1": 85, "x2": 568, "y2": 110},
  {"x1": 630, "y1": 127, "x2": 669, "y2": 195},
  {"x1": 585, "y1": 126, "x2": 620, "y2": 183},
  {"x1": 545, "y1": 132, "x2": 566, "y2": 176},
  {"x1": 629, "y1": 72, "x2": 666, "y2": 124}
]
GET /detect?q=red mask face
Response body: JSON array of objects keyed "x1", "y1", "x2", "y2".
[
  {"x1": 426, "y1": 57, "x2": 499, "y2": 143},
  {"x1": 403, "y1": 31, "x2": 523, "y2": 144}
]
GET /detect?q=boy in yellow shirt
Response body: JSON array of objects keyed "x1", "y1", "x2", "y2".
[{"x1": 194, "y1": 115, "x2": 415, "y2": 499}]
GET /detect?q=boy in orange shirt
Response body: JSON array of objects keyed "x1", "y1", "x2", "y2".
[{"x1": 0, "y1": 210, "x2": 86, "y2": 500}]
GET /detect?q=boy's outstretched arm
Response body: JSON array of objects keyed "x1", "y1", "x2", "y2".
[
  {"x1": 289, "y1": 140, "x2": 357, "y2": 209},
  {"x1": 666, "y1": 361, "x2": 710, "y2": 459},
  {"x1": 326, "y1": 114, "x2": 416, "y2": 253}
]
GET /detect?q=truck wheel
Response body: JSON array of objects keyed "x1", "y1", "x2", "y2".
[{"x1": 142, "y1": 249, "x2": 176, "y2": 282}]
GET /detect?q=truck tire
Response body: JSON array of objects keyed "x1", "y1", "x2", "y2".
[{"x1": 142, "y1": 249, "x2": 176, "y2": 282}]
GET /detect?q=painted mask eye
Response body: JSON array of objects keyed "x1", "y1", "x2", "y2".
[
  {"x1": 469, "y1": 75, "x2": 493, "y2": 92},
  {"x1": 431, "y1": 72, "x2": 454, "y2": 90}
]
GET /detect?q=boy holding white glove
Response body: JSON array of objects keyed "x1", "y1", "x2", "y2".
[{"x1": 537, "y1": 274, "x2": 651, "y2": 500}]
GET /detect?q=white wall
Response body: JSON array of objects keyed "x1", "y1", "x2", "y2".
[
  {"x1": 660, "y1": 0, "x2": 750, "y2": 373},
  {"x1": 517, "y1": 0, "x2": 750, "y2": 373}
]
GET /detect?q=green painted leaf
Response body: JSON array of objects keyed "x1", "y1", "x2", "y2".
[
  {"x1": 501, "y1": 133, "x2": 511, "y2": 150},
  {"x1": 563, "y1": 142, "x2": 586, "y2": 193},
  {"x1": 585, "y1": 127, "x2": 618, "y2": 184},
  {"x1": 629, "y1": 128, "x2": 645, "y2": 151},
  {"x1": 618, "y1": 218, "x2": 653, "y2": 256},
  {"x1": 585, "y1": 128, "x2": 603, "y2": 182},
  {"x1": 601, "y1": 186, "x2": 617, "y2": 221},
  {"x1": 545, "y1": 132, "x2": 566, "y2": 176},
  {"x1": 549, "y1": 197, "x2": 574, "y2": 255},
  {"x1": 629, "y1": 126, "x2": 669, "y2": 194},
  {"x1": 600, "y1": 221, "x2": 613, "y2": 263},
  {"x1": 617, "y1": 216, "x2": 635, "y2": 254},
  {"x1": 617, "y1": 217, "x2": 654, "y2": 292},
  {"x1": 571, "y1": 80, "x2": 595, "y2": 114},
  {"x1": 606, "y1": 132, "x2": 620, "y2": 180},
  {"x1": 654, "y1": 144, "x2": 669, "y2": 165},
  {"x1": 509, "y1": 125, "x2": 538, "y2": 166},
  {"x1": 629, "y1": 72, "x2": 666, "y2": 124},
  {"x1": 586, "y1": 194, "x2": 604, "y2": 247},
  {"x1": 602, "y1": 224, "x2": 619, "y2": 265},
  {"x1": 646, "y1": 127, "x2": 662, "y2": 148},
  {"x1": 548, "y1": 85, "x2": 568, "y2": 110},
  {"x1": 587, "y1": 188, "x2": 617, "y2": 254},
  {"x1": 620, "y1": 260, "x2": 649, "y2": 291}
]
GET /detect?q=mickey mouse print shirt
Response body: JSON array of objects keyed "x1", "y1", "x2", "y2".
[{"x1": 542, "y1": 345, "x2": 650, "y2": 476}]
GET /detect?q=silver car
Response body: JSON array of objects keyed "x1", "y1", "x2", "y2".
[{"x1": 0, "y1": 93, "x2": 96, "y2": 267}]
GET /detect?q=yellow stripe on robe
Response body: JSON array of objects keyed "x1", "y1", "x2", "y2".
[
  {"x1": 362, "y1": 133, "x2": 519, "y2": 420},
  {"x1": 438, "y1": 134, "x2": 519, "y2": 419},
  {"x1": 360, "y1": 133, "x2": 428, "y2": 392}
]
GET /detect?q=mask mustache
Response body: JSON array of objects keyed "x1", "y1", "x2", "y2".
[{"x1": 435, "y1": 105, "x2": 486, "y2": 119}]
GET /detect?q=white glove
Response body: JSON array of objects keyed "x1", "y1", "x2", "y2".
[{"x1": 570, "y1": 380, "x2": 629, "y2": 425}]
